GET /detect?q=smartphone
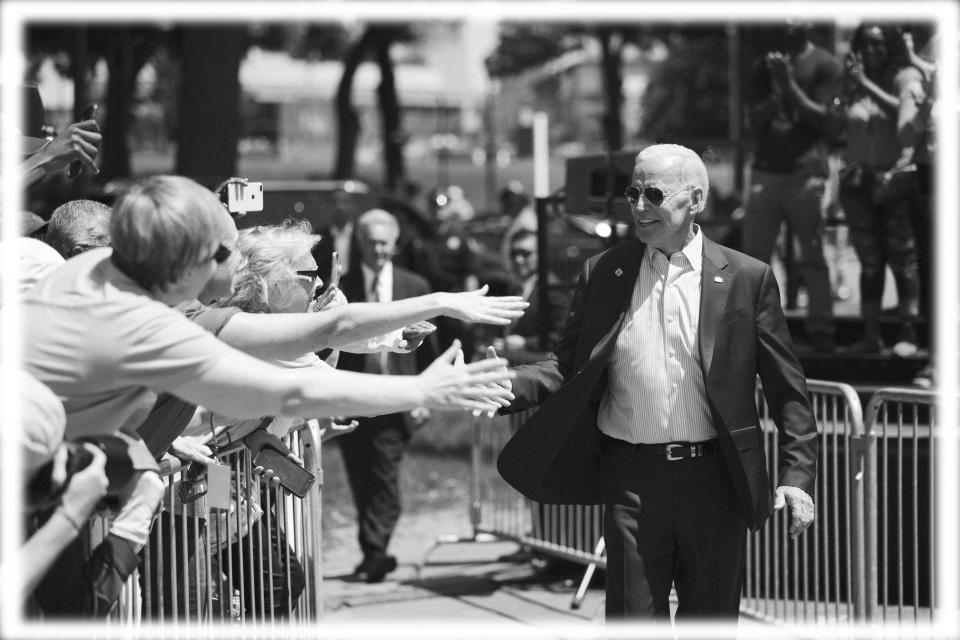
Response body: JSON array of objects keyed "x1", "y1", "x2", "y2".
[
  {"x1": 68, "y1": 103, "x2": 98, "y2": 179},
  {"x1": 252, "y1": 448, "x2": 315, "y2": 498},
  {"x1": 328, "y1": 251, "x2": 341, "y2": 289},
  {"x1": 226, "y1": 181, "x2": 264, "y2": 215}
]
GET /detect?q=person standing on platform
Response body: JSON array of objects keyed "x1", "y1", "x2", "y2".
[
  {"x1": 742, "y1": 22, "x2": 841, "y2": 351},
  {"x1": 336, "y1": 209, "x2": 439, "y2": 583},
  {"x1": 495, "y1": 144, "x2": 818, "y2": 632}
]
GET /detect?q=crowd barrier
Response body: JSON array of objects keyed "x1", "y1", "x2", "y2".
[
  {"x1": 467, "y1": 377, "x2": 941, "y2": 626},
  {"x1": 93, "y1": 420, "x2": 324, "y2": 629},
  {"x1": 76, "y1": 384, "x2": 938, "y2": 629},
  {"x1": 862, "y1": 387, "x2": 938, "y2": 625}
]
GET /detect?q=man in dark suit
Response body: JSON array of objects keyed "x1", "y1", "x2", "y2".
[
  {"x1": 337, "y1": 208, "x2": 439, "y2": 583},
  {"x1": 496, "y1": 144, "x2": 817, "y2": 627}
]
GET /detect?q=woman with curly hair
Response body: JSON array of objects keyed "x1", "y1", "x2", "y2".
[{"x1": 835, "y1": 23, "x2": 924, "y2": 356}]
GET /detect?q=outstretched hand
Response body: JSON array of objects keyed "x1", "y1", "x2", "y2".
[
  {"x1": 774, "y1": 485, "x2": 814, "y2": 537},
  {"x1": 441, "y1": 285, "x2": 528, "y2": 325},
  {"x1": 470, "y1": 345, "x2": 514, "y2": 417},
  {"x1": 418, "y1": 340, "x2": 514, "y2": 412}
]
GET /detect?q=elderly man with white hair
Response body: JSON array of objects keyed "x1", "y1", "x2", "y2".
[{"x1": 495, "y1": 144, "x2": 818, "y2": 633}]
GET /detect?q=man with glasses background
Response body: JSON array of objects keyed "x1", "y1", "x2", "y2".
[{"x1": 495, "y1": 144, "x2": 817, "y2": 632}]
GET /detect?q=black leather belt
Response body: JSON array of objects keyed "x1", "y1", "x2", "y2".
[{"x1": 632, "y1": 439, "x2": 720, "y2": 461}]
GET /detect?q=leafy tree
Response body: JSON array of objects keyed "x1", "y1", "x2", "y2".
[
  {"x1": 639, "y1": 26, "x2": 731, "y2": 142},
  {"x1": 333, "y1": 23, "x2": 416, "y2": 189},
  {"x1": 172, "y1": 26, "x2": 246, "y2": 185},
  {"x1": 25, "y1": 26, "x2": 164, "y2": 180},
  {"x1": 485, "y1": 23, "x2": 649, "y2": 152}
]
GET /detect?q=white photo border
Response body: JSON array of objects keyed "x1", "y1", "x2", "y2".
[{"x1": 1, "y1": 1, "x2": 957, "y2": 639}]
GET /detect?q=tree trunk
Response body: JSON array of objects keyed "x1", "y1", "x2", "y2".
[
  {"x1": 598, "y1": 29, "x2": 624, "y2": 152},
  {"x1": 334, "y1": 29, "x2": 375, "y2": 180},
  {"x1": 373, "y1": 29, "x2": 405, "y2": 191},
  {"x1": 100, "y1": 30, "x2": 136, "y2": 180},
  {"x1": 174, "y1": 26, "x2": 246, "y2": 187}
]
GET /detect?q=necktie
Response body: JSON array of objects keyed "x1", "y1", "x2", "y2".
[
  {"x1": 369, "y1": 271, "x2": 380, "y2": 303},
  {"x1": 365, "y1": 271, "x2": 390, "y2": 373}
]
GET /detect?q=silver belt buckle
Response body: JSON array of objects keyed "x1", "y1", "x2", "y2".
[{"x1": 665, "y1": 443, "x2": 684, "y2": 461}]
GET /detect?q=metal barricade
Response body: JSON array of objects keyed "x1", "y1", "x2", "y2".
[
  {"x1": 742, "y1": 379, "x2": 865, "y2": 625},
  {"x1": 862, "y1": 387, "x2": 938, "y2": 625},
  {"x1": 470, "y1": 408, "x2": 606, "y2": 571},
  {"x1": 469, "y1": 379, "x2": 939, "y2": 626},
  {"x1": 97, "y1": 420, "x2": 324, "y2": 629}
]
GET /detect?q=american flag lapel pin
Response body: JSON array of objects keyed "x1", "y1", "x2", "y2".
[
  {"x1": 714, "y1": 276, "x2": 723, "y2": 283},
  {"x1": 615, "y1": 268, "x2": 623, "y2": 277}
]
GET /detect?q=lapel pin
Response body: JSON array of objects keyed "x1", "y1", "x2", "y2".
[
  {"x1": 714, "y1": 276, "x2": 724, "y2": 283},
  {"x1": 615, "y1": 268, "x2": 623, "y2": 277}
]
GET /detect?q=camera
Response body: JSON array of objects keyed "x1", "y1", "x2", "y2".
[{"x1": 26, "y1": 435, "x2": 135, "y2": 512}]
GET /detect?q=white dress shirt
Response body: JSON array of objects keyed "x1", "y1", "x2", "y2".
[
  {"x1": 598, "y1": 226, "x2": 716, "y2": 444},
  {"x1": 361, "y1": 262, "x2": 400, "y2": 372}
]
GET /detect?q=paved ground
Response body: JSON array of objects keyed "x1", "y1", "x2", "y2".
[{"x1": 318, "y1": 505, "x2": 792, "y2": 639}]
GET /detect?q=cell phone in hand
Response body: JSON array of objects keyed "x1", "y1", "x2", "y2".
[
  {"x1": 328, "y1": 251, "x2": 341, "y2": 289},
  {"x1": 68, "y1": 103, "x2": 98, "y2": 179},
  {"x1": 253, "y1": 448, "x2": 315, "y2": 498}
]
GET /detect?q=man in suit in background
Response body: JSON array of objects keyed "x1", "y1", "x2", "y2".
[
  {"x1": 337, "y1": 208, "x2": 439, "y2": 583},
  {"x1": 496, "y1": 144, "x2": 817, "y2": 630}
]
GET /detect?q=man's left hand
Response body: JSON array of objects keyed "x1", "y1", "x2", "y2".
[{"x1": 774, "y1": 485, "x2": 814, "y2": 537}]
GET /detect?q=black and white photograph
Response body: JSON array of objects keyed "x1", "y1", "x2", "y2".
[{"x1": 1, "y1": 1, "x2": 957, "y2": 639}]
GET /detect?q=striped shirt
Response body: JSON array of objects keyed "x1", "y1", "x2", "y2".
[{"x1": 598, "y1": 227, "x2": 716, "y2": 444}]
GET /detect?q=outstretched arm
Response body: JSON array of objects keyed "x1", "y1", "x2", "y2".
[
  {"x1": 167, "y1": 339, "x2": 514, "y2": 420},
  {"x1": 217, "y1": 284, "x2": 528, "y2": 361}
]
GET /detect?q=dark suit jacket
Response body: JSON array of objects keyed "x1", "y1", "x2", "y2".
[
  {"x1": 496, "y1": 237, "x2": 818, "y2": 531},
  {"x1": 337, "y1": 264, "x2": 437, "y2": 377}
]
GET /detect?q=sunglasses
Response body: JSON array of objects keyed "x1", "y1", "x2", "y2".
[
  {"x1": 212, "y1": 244, "x2": 232, "y2": 264},
  {"x1": 296, "y1": 267, "x2": 322, "y2": 280},
  {"x1": 624, "y1": 185, "x2": 693, "y2": 207}
]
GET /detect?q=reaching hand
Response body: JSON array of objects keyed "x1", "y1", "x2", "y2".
[
  {"x1": 417, "y1": 340, "x2": 514, "y2": 412},
  {"x1": 59, "y1": 443, "x2": 109, "y2": 525},
  {"x1": 397, "y1": 320, "x2": 437, "y2": 352},
  {"x1": 33, "y1": 119, "x2": 102, "y2": 176},
  {"x1": 471, "y1": 345, "x2": 514, "y2": 417},
  {"x1": 441, "y1": 285, "x2": 528, "y2": 325},
  {"x1": 774, "y1": 485, "x2": 814, "y2": 537},
  {"x1": 170, "y1": 434, "x2": 216, "y2": 465},
  {"x1": 317, "y1": 417, "x2": 359, "y2": 443}
]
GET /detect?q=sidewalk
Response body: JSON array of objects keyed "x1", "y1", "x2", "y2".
[
  {"x1": 319, "y1": 507, "x2": 782, "y2": 638},
  {"x1": 321, "y1": 505, "x2": 605, "y2": 626}
]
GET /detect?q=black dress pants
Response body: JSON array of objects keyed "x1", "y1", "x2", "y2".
[
  {"x1": 601, "y1": 439, "x2": 747, "y2": 624},
  {"x1": 338, "y1": 414, "x2": 410, "y2": 560}
]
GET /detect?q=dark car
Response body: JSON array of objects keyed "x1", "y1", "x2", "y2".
[{"x1": 237, "y1": 179, "x2": 447, "y2": 286}]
